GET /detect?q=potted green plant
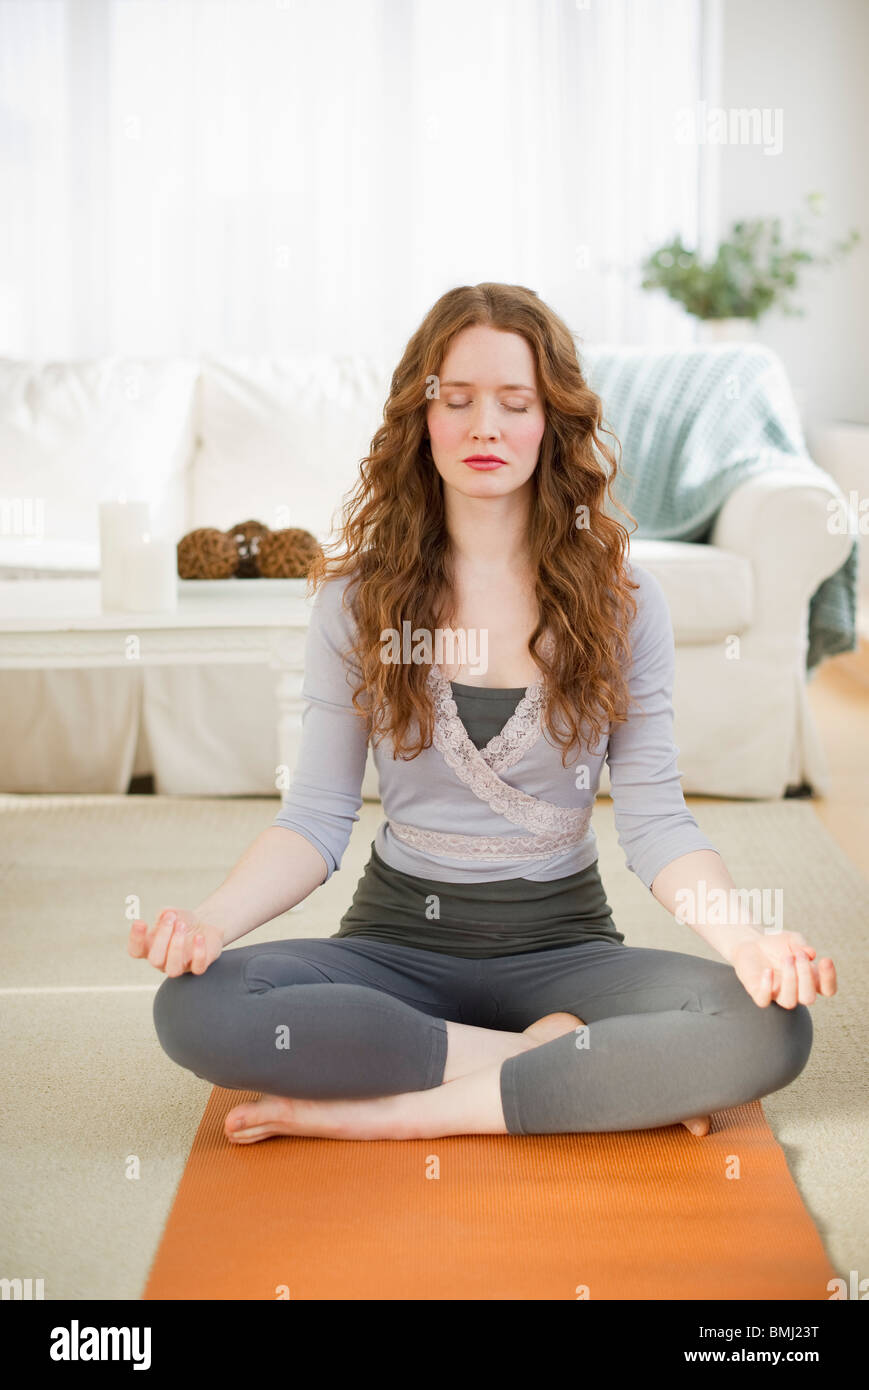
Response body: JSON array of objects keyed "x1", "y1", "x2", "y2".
[{"x1": 640, "y1": 193, "x2": 860, "y2": 341}]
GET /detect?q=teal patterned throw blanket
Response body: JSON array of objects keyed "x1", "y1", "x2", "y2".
[{"x1": 583, "y1": 343, "x2": 858, "y2": 671}]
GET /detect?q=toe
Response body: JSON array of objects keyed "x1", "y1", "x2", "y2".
[
  {"x1": 226, "y1": 1094, "x2": 296, "y2": 1138},
  {"x1": 227, "y1": 1125, "x2": 273, "y2": 1143},
  {"x1": 681, "y1": 1115, "x2": 711, "y2": 1137},
  {"x1": 226, "y1": 1105, "x2": 257, "y2": 1133}
]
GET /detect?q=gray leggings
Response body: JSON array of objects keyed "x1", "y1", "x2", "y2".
[{"x1": 152, "y1": 935, "x2": 813, "y2": 1134}]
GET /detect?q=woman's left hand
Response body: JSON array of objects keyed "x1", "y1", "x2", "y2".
[{"x1": 730, "y1": 930, "x2": 837, "y2": 1008}]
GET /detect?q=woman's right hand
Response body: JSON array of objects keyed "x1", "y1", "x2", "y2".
[{"x1": 127, "y1": 906, "x2": 225, "y2": 977}]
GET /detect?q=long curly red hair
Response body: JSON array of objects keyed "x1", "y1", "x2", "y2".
[{"x1": 306, "y1": 282, "x2": 640, "y2": 768}]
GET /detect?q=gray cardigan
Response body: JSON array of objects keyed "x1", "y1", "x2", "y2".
[{"x1": 272, "y1": 562, "x2": 720, "y2": 889}]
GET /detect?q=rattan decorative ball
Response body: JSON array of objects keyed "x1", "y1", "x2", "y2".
[
  {"x1": 176, "y1": 527, "x2": 238, "y2": 579},
  {"x1": 226, "y1": 518, "x2": 270, "y2": 578},
  {"x1": 257, "y1": 527, "x2": 321, "y2": 578}
]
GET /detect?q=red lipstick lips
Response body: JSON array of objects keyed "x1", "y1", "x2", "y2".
[{"x1": 463, "y1": 455, "x2": 506, "y2": 470}]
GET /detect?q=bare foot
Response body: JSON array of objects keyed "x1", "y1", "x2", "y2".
[
  {"x1": 680, "y1": 1114, "x2": 711, "y2": 1137},
  {"x1": 522, "y1": 1012, "x2": 711, "y2": 1136},
  {"x1": 225, "y1": 1091, "x2": 412, "y2": 1144},
  {"x1": 224, "y1": 1017, "x2": 590, "y2": 1142},
  {"x1": 224, "y1": 1013, "x2": 713, "y2": 1143},
  {"x1": 523, "y1": 1010, "x2": 587, "y2": 1042}
]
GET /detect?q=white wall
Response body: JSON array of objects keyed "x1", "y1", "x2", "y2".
[{"x1": 717, "y1": 0, "x2": 869, "y2": 430}]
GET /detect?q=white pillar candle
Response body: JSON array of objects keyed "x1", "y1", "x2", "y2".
[
  {"x1": 120, "y1": 532, "x2": 178, "y2": 613},
  {"x1": 99, "y1": 498, "x2": 150, "y2": 610}
]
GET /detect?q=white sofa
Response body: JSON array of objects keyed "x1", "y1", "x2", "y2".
[{"x1": 0, "y1": 352, "x2": 853, "y2": 800}]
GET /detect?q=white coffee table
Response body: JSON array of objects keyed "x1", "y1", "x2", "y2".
[{"x1": 0, "y1": 577, "x2": 314, "y2": 782}]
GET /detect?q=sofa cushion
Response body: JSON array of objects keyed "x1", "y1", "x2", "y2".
[
  {"x1": 0, "y1": 356, "x2": 199, "y2": 569},
  {"x1": 0, "y1": 539, "x2": 100, "y2": 575},
  {"x1": 193, "y1": 355, "x2": 394, "y2": 539},
  {"x1": 630, "y1": 538, "x2": 753, "y2": 642}
]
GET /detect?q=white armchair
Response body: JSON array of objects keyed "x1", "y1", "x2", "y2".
[{"x1": 607, "y1": 469, "x2": 853, "y2": 801}]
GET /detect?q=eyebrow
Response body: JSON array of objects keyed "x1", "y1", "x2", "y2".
[{"x1": 439, "y1": 381, "x2": 537, "y2": 393}]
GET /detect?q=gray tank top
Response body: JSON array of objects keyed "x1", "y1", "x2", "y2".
[{"x1": 333, "y1": 681, "x2": 623, "y2": 958}]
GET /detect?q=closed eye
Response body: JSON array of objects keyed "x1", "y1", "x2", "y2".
[{"x1": 445, "y1": 402, "x2": 529, "y2": 413}]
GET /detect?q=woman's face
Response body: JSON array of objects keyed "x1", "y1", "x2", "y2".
[{"x1": 425, "y1": 324, "x2": 546, "y2": 499}]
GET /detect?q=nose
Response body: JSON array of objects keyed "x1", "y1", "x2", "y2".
[{"x1": 469, "y1": 399, "x2": 501, "y2": 440}]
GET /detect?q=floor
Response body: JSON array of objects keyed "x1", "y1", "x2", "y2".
[{"x1": 803, "y1": 639, "x2": 869, "y2": 877}]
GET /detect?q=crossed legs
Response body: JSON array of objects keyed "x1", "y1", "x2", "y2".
[{"x1": 152, "y1": 936, "x2": 813, "y2": 1142}]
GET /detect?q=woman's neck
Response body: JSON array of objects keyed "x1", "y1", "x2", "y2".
[{"x1": 443, "y1": 482, "x2": 534, "y2": 575}]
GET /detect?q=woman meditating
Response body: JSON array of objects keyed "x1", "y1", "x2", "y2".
[{"x1": 134, "y1": 282, "x2": 836, "y2": 1144}]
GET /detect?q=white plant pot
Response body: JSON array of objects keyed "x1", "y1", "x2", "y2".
[{"x1": 697, "y1": 317, "x2": 757, "y2": 343}]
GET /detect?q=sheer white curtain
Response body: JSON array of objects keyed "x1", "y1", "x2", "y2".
[{"x1": 0, "y1": 0, "x2": 705, "y2": 360}]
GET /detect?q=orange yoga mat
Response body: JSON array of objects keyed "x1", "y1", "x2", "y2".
[{"x1": 143, "y1": 1087, "x2": 836, "y2": 1300}]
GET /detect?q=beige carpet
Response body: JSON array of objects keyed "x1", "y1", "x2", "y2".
[{"x1": 0, "y1": 792, "x2": 866, "y2": 1299}]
